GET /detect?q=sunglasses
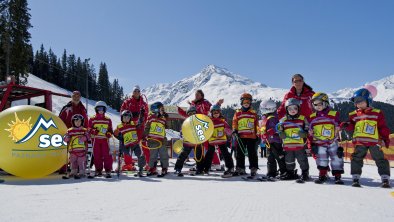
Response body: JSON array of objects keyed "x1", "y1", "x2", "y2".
[
  {"x1": 293, "y1": 79, "x2": 303, "y2": 83},
  {"x1": 96, "y1": 107, "x2": 105, "y2": 111},
  {"x1": 188, "y1": 111, "x2": 197, "y2": 115},
  {"x1": 134, "y1": 90, "x2": 140, "y2": 93},
  {"x1": 313, "y1": 102, "x2": 323, "y2": 107}
]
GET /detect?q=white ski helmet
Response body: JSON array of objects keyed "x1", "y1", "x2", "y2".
[
  {"x1": 95, "y1": 101, "x2": 108, "y2": 113},
  {"x1": 260, "y1": 99, "x2": 277, "y2": 115}
]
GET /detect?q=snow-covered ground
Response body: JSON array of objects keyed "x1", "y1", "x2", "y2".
[{"x1": 1, "y1": 158, "x2": 393, "y2": 222}]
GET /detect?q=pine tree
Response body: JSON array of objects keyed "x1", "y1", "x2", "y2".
[
  {"x1": 97, "y1": 62, "x2": 110, "y2": 102},
  {"x1": 0, "y1": 0, "x2": 32, "y2": 84}
]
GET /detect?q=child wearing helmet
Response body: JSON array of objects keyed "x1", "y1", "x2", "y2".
[
  {"x1": 341, "y1": 88, "x2": 391, "y2": 188},
  {"x1": 63, "y1": 114, "x2": 90, "y2": 179},
  {"x1": 143, "y1": 102, "x2": 170, "y2": 177},
  {"x1": 173, "y1": 106, "x2": 206, "y2": 176},
  {"x1": 114, "y1": 110, "x2": 146, "y2": 176},
  {"x1": 277, "y1": 98, "x2": 310, "y2": 183},
  {"x1": 88, "y1": 101, "x2": 114, "y2": 178},
  {"x1": 259, "y1": 99, "x2": 287, "y2": 180},
  {"x1": 309, "y1": 93, "x2": 344, "y2": 184},
  {"x1": 204, "y1": 104, "x2": 234, "y2": 177},
  {"x1": 232, "y1": 93, "x2": 259, "y2": 178}
]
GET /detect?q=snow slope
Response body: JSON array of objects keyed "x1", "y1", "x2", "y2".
[
  {"x1": 0, "y1": 158, "x2": 393, "y2": 222},
  {"x1": 141, "y1": 65, "x2": 394, "y2": 106}
]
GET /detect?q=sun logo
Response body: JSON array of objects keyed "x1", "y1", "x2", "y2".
[{"x1": 5, "y1": 113, "x2": 32, "y2": 142}]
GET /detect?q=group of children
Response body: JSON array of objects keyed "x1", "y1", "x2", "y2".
[{"x1": 63, "y1": 88, "x2": 392, "y2": 188}]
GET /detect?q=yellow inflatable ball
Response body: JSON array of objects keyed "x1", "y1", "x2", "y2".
[
  {"x1": 0, "y1": 105, "x2": 68, "y2": 178},
  {"x1": 181, "y1": 114, "x2": 214, "y2": 145}
]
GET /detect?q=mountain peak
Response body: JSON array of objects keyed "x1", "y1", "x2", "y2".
[{"x1": 201, "y1": 64, "x2": 229, "y2": 75}]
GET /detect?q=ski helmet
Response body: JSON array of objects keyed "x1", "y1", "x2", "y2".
[
  {"x1": 210, "y1": 104, "x2": 221, "y2": 113},
  {"x1": 350, "y1": 88, "x2": 373, "y2": 106},
  {"x1": 240, "y1": 93, "x2": 253, "y2": 105},
  {"x1": 311, "y1": 92, "x2": 329, "y2": 109},
  {"x1": 260, "y1": 99, "x2": 277, "y2": 115},
  {"x1": 150, "y1": 102, "x2": 164, "y2": 114},
  {"x1": 186, "y1": 106, "x2": 197, "y2": 115},
  {"x1": 121, "y1": 110, "x2": 132, "y2": 122},
  {"x1": 94, "y1": 101, "x2": 107, "y2": 113},
  {"x1": 285, "y1": 98, "x2": 301, "y2": 110},
  {"x1": 71, "y1": 114, "x2": 84, "y2": 127}
]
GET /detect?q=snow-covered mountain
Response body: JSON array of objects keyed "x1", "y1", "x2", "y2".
[
  {"x1": 331, "y1": 75, "x2": 394, "y2": 104},
  {"x1": 142, "y1": 65, "x2": 288, "y2": 107},
  {"x1": 141, "y1": 65, "x2": 394, "y2": 106}
]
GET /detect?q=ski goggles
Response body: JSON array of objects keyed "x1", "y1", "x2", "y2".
[
  {"x1": 352, "y1": 96, "x2": 366, "y2": 104},
  {"x1": 72, "y1": 114, "x2": 84, "y2": 121},
  {"x1": 96, "y1": 106, "x2": 105, "y2": 111},
  {"x1": 312, "y1": 102, "x2": 324, "y2": 107}
]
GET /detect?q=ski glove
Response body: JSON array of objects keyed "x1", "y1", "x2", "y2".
[
  {"x1": 337, "y1": 147, "x2": 344, "y2": 158},
  {"x1": 90, "y1": 128, "x2": 99, "y2": 135},
  {"x1": 105, "y1": 132, "x2": 112, "y2": 138}
]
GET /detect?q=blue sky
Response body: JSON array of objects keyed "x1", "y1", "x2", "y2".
[{"x1": 28, "y1": 0, "x2": 394, "y2": 94}]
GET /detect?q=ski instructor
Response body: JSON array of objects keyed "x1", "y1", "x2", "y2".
[{"x1": 277, "y1": 74, "x2": 315, "y2": 119}]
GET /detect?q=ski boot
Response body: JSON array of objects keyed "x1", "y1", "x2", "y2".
[
  {"x1": 352, "y1": 179, "x2": 361, "y2": 187},
  {"x1": 157, "y1": 168, "x2": 168, "y2": 178},
  {"x1": 95, "y1": 171, "x2": 103, "y2": 177},
  {"x1": 147, "y1": 167, "x2": 158, "y2": 176},
  {"x1": 105, "y1": 172, "x2": 112, "y2": 179},
  {"x1": 314, "y1": 175, "x2": 327, "y2": 184},
  {"x1": 221, "y1": 168, "x2": 234, "y2": 178},
  {"x1": 381, "y1": 179, "x2": 391, "y2": 189},
  {"x1": 280, "y1": 170, "x2": 298, "y2": 180},
  {"x1": 296, "y1": 170, "x2": 310, "y2": 183},
  {"x1": 334, "y1": 175, "x2": 344, "y2": 185},
  {"x1": 174, "y1": 168, "x2": 184, "y2": 177},
  {"x1": 232, "y1": 167, "x2": 246, "y2": 176}
]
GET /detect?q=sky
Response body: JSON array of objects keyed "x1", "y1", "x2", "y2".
[{"x1": 28, "y1": 0, "x2": 394, "y2": 94}]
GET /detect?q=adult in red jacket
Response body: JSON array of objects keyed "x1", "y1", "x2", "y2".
[
  {"x1": 59, "y1": 91, "x2": 88, "y2": 128},
  {"x1": 120, "y1": 85, "x2": 149, "y2": 168},
  {"x1": 278, "y1": 74, "x2": 315, "y2": 120},
  {"x1": 177, "y1": 90, "x2": 224, "y2": 169}
]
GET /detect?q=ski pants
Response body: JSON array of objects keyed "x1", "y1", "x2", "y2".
[
  {"x1": 267, "y1": 143, "x2": 287, "y2": 176},
  {"x1": 70, "y1": 151, "x2": 86, "y2": 175},
  {"x1": 123, "y1": 144, "x2": 146, "y2": 169},
  {"x1": 285, "y1": 149, "x2": 309, "y2": 172},
  {"x1": 351, "y1": 145, "x2": 390, "y2": 179},
  {"x1": 149, "y1": 139, "x2": 169, "y2": 169},
  {"x1": 236, "y1": 138, "x2": 258, "y2": 170},
  {"x1": 174, "y1": 145, "x2": 204, "y2": 172},
  {"x1": 204, "y1": 144, "x2": 234, "y2": 172},
  {"x1": 316, "y1": 142, "x2": 344, "y2": 175},
  {"x1": 93, "y1": 138, "x2": 112, "y2": 173}
]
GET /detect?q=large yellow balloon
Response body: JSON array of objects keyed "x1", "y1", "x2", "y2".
[
  {"x1": 181, "y1": 114, "x2": 214, "y2": 145},
  {"x1": 0, "y1": 105, "x2": 68, "y2": 178}
]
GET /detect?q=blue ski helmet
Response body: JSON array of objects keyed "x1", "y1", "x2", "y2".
[
  {"x1": 350, "y1": 88, "x2": 373, "y2": 106},
  {"x1": 151, "y1": 102, "x2": 164, "y2": 114},
  {"x1": 210, "y1": 104, "x2": 221, "y2": 113}
]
